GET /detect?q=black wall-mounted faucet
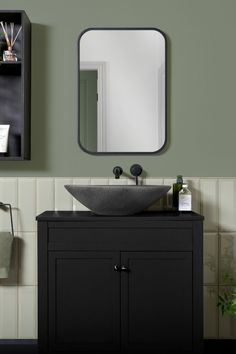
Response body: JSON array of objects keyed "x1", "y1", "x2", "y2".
[
  {"x1": 113, "y1": 166, "x2": 123, "y2": 179},
  {"x1": 130, "y1": 164, "x2": 143, "y2": 185}
]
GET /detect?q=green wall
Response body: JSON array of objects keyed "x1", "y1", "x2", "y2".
[{"x1": 0, "y1": 0, "x2": 235, "y2": 177}]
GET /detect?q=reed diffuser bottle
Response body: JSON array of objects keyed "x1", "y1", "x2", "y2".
[{"x1": 0, "y1": 22, "x2": 22, "y2": 62}]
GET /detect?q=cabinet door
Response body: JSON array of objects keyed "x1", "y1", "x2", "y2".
[
  {"x1": 48, "y1": 251, "x2": 120, "y2": 352},
  {"x1": 121, "y1": 252, "x2": 193, "y2": 352}
]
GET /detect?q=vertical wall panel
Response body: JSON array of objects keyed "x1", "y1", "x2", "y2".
[
  {"x1": 127, "y1": 177, "x2": 138, "y2": 185},
  {"x1": 109, "y1": 177, "x2": 127, "y2": 185},
  {"x1": 37, "y1": 178, "x2": 54, "y2": 215},
  {"x1": 91, "y1": 177, "x2": 109, "y2": 185},
  {"x1": 18, "y1": 286, "x2": 37, "y2": 339},
  {"x1": 18, "y1": 233, "x2": 37, "y2": 286},
  {"x1": 0, "y1": 286, "x2": 17, "y2": 338},
  {"x1": 72, "y1": 178, "x2": 91, "y2": 211},
  {"x1": 144, "y1": 178, "x2": 164, "y2": 210},
  {"x1": 219, "y1": 233, "x2": 236, "y2": 285},
  {"x1": 144, "y1": 178, "x2": 163, "y2": 186},
  {"x1": 0, "y1": 178, "x2": 18, "y2": 232},
  {"x1": 18, "y1": 178, "x2": 36, "y2": 232},
  {"x1": 55, "y1": 178, "x2": 73, "y2": 210},
  {"x1": 204, "y1": 233, "x2": 218, "y2": 285},
  {"x1": 163, "y1": 178, "x2": 175, "y2": 209},
  {"x1": 219, "y1": 179, "x2": 236, "y2": 232},
  {"x1": 204, "y1": 286, "x2": 218, "y2": 339},
  {"x1": 200, "y1": 179, "x2": 218, "y2": 232}
]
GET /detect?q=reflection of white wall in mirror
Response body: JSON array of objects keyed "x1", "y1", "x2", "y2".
[
  {"x1": 158, "y1": 63, "x2": 166, "y2": 149},
  {"x1": 80, "y1": 30, "x2": 165, "y2": 152}
]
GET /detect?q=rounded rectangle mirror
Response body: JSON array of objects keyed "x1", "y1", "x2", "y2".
[{"x1": 78, "y1": 28, "x2": 167, "y2": 154}]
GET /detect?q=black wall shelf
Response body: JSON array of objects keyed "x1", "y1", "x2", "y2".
[{"x1": 0, "y1": 10, "x2": 31, "y2": 160}]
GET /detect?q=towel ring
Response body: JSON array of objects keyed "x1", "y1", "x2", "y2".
[{"x1": 0, "y1": 202, "x2": 14, "y2": 237}]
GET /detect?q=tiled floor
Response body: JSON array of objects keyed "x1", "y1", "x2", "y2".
[{"x1": 0, "y1": 341, "x2": 235, "y2": 353}]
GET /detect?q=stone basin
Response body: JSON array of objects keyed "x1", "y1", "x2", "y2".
[{"x1": 64, "y1": 185, "x2": 171, "y2": 216}]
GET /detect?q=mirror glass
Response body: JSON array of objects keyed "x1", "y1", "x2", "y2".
[{"x1": 79, "y1": 28, "x2": 166, "y2": 154}]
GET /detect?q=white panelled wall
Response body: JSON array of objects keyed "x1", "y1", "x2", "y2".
[{"x1": 0, "y1": 177, "x2": 236, "y2": 339}]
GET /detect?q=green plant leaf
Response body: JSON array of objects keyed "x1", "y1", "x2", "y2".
[{"x1": 218, "y1": 295, "x2": 226, "y2": 303}]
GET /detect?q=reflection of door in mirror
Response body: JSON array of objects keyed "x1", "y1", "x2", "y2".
[
  {"x1": 80, "y1": 62, "x2": 106, "y2": 152},
  {"x1": 79, "y1": 29, "x2": 166, "y2": 154},
  {"x1": 80, "y1": 70, "x2": 97, "y2": 152}
]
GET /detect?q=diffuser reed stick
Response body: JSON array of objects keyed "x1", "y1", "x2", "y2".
[
  {"x1": 0, "y1": 22, "x2": 10, "y2": 48},
  {"x1": 12, "y1": 26, "x2": 22, "y2": 47}
]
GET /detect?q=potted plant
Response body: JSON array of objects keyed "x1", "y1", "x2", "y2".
[{"x1": 218, "y1": 274, "x2": 236, "y2": 315}]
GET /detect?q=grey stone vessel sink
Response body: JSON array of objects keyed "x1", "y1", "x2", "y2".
[{"x1": 64, "y1": 185, "x2": 171, "y2": 216}]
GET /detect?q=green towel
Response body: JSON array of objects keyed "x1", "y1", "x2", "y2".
[{"x1": 0, "y1": 232, "x2": 13, "y2": 278}]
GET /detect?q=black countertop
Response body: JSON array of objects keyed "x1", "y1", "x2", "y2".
[{"x1": 36, "y1": 210, "x2": 204, "y2": 221}]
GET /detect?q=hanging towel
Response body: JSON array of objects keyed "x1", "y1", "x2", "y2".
[{"x1": 0, "y1": 231, "x2": 13, "y2": 278}]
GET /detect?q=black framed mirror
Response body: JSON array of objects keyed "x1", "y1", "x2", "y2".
[{"x1": 78, "y1": 28, "x2": 167, "y2": 154}]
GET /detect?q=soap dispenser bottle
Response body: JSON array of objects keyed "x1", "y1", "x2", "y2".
[
  {"x1": 172, "y1": 175, "x2": 183, "y2": 209},
  {"x1": 178, "y1": 184, "x2": 192, "y2": 211}
]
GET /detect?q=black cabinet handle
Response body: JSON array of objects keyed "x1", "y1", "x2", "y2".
[
  {"x1": 114, "y1": 265, "x2": 121, "y2": 272},
  {"x1": 121, "y1": 265, "x2": 129, "y2": 272},
  {"x1": 114, "y1": 265, "x2": 129, "y2": 272}
]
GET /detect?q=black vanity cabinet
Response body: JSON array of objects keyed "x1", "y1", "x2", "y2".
[{"x1": 37, "y1": 211, "x2": 203, "y2": 354}]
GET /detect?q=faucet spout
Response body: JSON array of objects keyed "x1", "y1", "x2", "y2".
[{"x1": 130, "y1": 164, "x2": 143, "y2": 185}]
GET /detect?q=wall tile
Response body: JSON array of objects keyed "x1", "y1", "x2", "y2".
[
  {"x1": 0, "y1": 178, "x2": 17, "y2": 233},
  {"x1": 200, "y1": 179, "x2": 218, "y2": 232},
  {"x1": 18, "y1": 178, "x2": 36, "y2": 232},
  {"x1": 219, "y1": 233, "x2": 236, "y2": 285},
  {"x1": 108, "y1": 177, "x2": 128, "y2": 185},
  {"x1": 72, "y1": 178, "x2": 91, "y2": 211},
  {"x1": 163, "y1": 178, "x2": 175, "y2": 209},
  {"x1": 219, "y1": 286, "x2": 236, "y2": 339},
  {"x1": 219, "y1": 179, "x2": 236, "y2": 232},
  {"x1": 36, "y1": 178, "x2": 54, "y2": 215},
  {"x1": 204, "y1": 233, "x2": 218, "y2": 285},
  {"x1": 0, "y1": 237, "x2": 18, "y2": 286},
  {"x1": 55, "y1": 178, "x2": 73, "y2": 210},
  {"x1": 91, "y1": 178, "x2": 109, "y2": 185},
  {"x1": 204, "y1": 286, "x2": 218, "y2": 338},
  {"x1": 18, "y1": 286, "x2": 37, "y2": 339},
  {"x1": 18, "y1": 233, "x2": 37, "y2": 286},
  {"x1": 144, "y1": 178, "x2": 164, "y2": 186},
  {"x1": 0, "y1": 286, "x2": 17, "y2": 338},
  {"x1": 144, "y1": 178, "x2": 164, "y2": 210},
  {"x1": 127, "y1": 177, "x2": 139, "y2": 185}
]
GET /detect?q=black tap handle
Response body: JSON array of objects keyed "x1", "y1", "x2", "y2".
[
  {"x1": 114, "y1": 265, "x2": 129, "y2": 272},
  {"x1": 130, "y1": 164, "x2": 143, "y2": 177},
  {"x1": 113, "y1": 166, "x2": 123, "y2": 179},
  {"x1": 114, "y1": 265, "x2": 121, "y2": 272},
  {"x1": 130, "y1": 164, "x2": 143, "y2": 185},
  {"x1": 121, "y1": 265, "x2": 129, "y2": 272}
]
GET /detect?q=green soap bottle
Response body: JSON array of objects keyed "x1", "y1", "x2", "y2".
[{"x1": 172, "y1": 175, "x2": 183, "y2": 209}]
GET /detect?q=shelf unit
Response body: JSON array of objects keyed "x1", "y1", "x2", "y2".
[{"x1": 0, "y1": 10, "x2": 31, "y2": 160}]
